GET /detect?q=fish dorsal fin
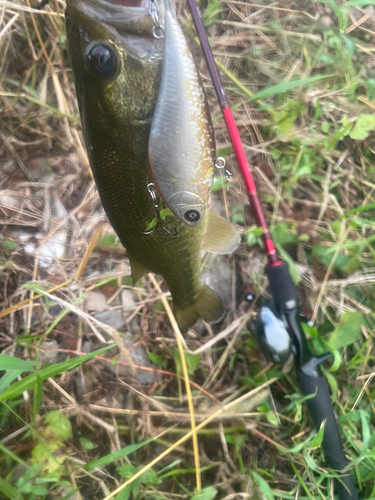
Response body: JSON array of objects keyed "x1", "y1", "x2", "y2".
[
  {"x1": 202, "y1": 210, "x2": 240, "y2": 255},
  {"x1": 128, "y1": 252, "x2": 148, "y2": 285}
]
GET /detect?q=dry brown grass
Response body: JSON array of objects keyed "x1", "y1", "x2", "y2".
[{"x1": 1, "y1": 0, "x2": 375, "y2": 499}]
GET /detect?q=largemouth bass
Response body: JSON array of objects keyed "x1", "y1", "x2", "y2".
[
  {"x1": 148, "y1": 2, "x2": 215, "y2": 227},
  {"x1": 65, "y1": 0, "x2": 239, "y2": 332}
]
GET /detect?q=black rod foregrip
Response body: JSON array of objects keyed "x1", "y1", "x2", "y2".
[
  {"x1": 265, "y1": 262, "x2": 297, "y2": 309},
  {"x1": 296, "y1": 369, "x2": 358, "y2": 499}
]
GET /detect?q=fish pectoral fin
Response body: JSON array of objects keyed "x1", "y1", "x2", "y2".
[
  {"x1": 128, "y1": 252, "x2": 148, "y2": 285},
  {"x1": 202, "y1": 210, "x2": 241, "y2": 255},
  {"x1": 174, "y1": 284, "x2": 225, "y2": 333}
]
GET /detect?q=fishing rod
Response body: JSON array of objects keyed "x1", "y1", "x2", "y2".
[{"x1": 185, "y1": 1, "x2": 359, "y2": 498}]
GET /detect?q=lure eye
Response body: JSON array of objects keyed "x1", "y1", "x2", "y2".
[
  {"x1": 184, "y1": 210, "x2": 200, "y2": 223},
  {"x1": 86, "y1": 43, "x2": 119, "y2": 79}
]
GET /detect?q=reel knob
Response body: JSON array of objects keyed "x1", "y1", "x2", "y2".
[{"x1": 253, "y1": 300, "x2": 292, "y2": 365}]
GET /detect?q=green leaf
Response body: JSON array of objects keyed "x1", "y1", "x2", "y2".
[
  {"x1": 211, "y1": 176, "x2": 234, "y2": 192},
  {"x1": 145, "y1": 208, "x2": 175, "y2": 231},
  {"x1": 0, "y1": 355, "x2": 36, "y2": 371},
  {"x1": 251, "y1": 471, "x2": 275, "y2": 500},
  {"x1": 301, "y1": 323, "x2": 319, "y2": 338},
  {"x1": 174, "y1": 350, "x2": 201, "y2": 377},
  {"x1": 321, "y1": 121, "x2": 330, "y2": 133},
  {"x1": 45, "y1": 411, "x2": 72, "y2": 439},
  {"x1": 115, "y1": 485, "x2": 131, "y2": 500},
  {"x1": 0, "y1": 345, "x2": 113, "y2": 401},
  {"x1": 265, "y1": 410, "x2": 279, "y2": 427},
  {"x1": 117, "y1": 464, "x2": 136, "y2": 478},
  {"x1": 191, "y1": 486, "x2": 218, "y2": 500},
  {"x1": 304, "y1": 454, "x2": 318, "y2": 470},
  {"x1": 275, "y1": 244, "x2": 300, "y2": 284},
  {"x1": 0, "y1": 478, "x2": 24, "y2": 500},
  {"x1": 2, "y1": 239, "x2": 18, "y2": 250},
  {"x1": 307, "y1": 420, "x2": 326, "y2": 449},
  {"x1": 272, "y1": 222, "x2": 298, "y2": 246},
  {"x1": 312, "y1": 244, "x2": 349, "y2": 271},
  {"x1": 359, "y1": 410, "x2": 371, "y2": 452},
  {"x1": 32, "y1": 486, "x2": 48, "y2": 495},
  {"x1": 79, "y1": 437, "x2": 97, "y2": 450},
  {"x1": 322, "y1": 368, "x2": 339, "y2": 397},
  {"x1": 96, "y1": 234, "x2": 119, "y2": 248},
  {"x1": 349, "y1": 114, "x2": 375, "y2": 140},
  {"x1": 86, "y1": 439, "x2": 152, "y2": 471},
  {"x1": 203, "y1": 0, "x2": 220, "y2": 26},
  {"x1": 328, "y1": 312, "x2": 364, "y2": 349},
  {"x1": 147, "y1": 352, "x2": 166, "y2": 366}
]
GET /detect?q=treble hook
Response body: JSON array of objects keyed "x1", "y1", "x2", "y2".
[{"x1": 143, "y1": 183, "x2": 176, "y2": 236}]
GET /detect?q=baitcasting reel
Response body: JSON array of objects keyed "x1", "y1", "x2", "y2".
[{"x1": 248, "y1": 262, "x2": 357, "y2": 500}]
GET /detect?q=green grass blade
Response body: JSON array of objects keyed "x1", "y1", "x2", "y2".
[
  {"x1": 0, "y1": 92, "x2": 80, "y2": 123},
  {"x1": 245, "y1": 75, "x2": 333, "y2": 103},
  {"x1": 214, "y1": 60, "x2": 265, "y2": 106},
  {"x1": 0, "y1": 442, "x2": 29, "y2": 468},
  {"x1": 0, "y1": 355, "x2": 36, "y2": 371},
  {"x1": 32, "y1": 373, "x2": 43, "y2": 418},
  {"x1": 0, "y1": 478, "x2": 24, "y2": 500},
  {"x1": 341, "y1": 202, "x2": 375, "y2": 218},
  {"x1": 86, "y1": 439, "x2": 153, "y2": 471},
  {"x1": 0, "y1": 371, "x2": 23, "y2": 394},
  {"x1": 290, "y1": 462, "x2": 315, "y2": 500},
  {"x1": 213, "y1": 75, "x2": 332, "y2": 122},
  {"x1": 0, "y1": 345, "x2": 113, "y2": 402}
]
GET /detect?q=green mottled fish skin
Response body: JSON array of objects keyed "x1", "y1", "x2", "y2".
[{"x1": 65, "y1": 0, "x2": 223, "y2": 331}]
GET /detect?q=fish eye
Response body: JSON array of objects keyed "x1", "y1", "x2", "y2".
[
  {"x1": 86, "y1": 43, "x2": 119, "y2": 79},
  {"x1": 184, "y1": 210, "x2": 200, "y2": 223}
]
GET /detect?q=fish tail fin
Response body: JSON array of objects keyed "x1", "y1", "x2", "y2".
[{"x1": 174, "y1": 284, "x2": 225, "y2": 333}]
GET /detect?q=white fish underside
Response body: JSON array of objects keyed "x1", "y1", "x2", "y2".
[{"x1": 148, "y1": 6, "x2": 215, "y2": 226}]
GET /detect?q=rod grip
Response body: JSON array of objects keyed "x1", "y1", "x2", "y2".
[
  {"x1": 265, "y1": 262, "x2": 297, "y2": 308},
  {"x1": 296, "y1": 369, "x2": 358, "y2": 500}
]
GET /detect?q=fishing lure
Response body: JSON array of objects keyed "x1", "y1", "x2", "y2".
[{"x1": 148, "y1": 1, "x2": 215, "y2": 227}]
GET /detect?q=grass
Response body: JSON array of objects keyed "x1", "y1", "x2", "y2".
[{"x1": 1, "y1": 0, "x2": 375, "y2": 499}]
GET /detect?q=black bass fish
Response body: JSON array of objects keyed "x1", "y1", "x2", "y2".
[
  {"x1": 65, "y1": 0, "x2": 239, "y2": 332},
  {"x1": 148, "y1": 2, "x2": 215, "y2": 227}
]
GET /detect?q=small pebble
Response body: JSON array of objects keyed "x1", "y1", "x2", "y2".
[
  {"x1": 82, "y1": 341, "x2": 92, "y2": 354},
  {"x1": 38, "y1": 340, "x2": 60, "y2": 364},
  {"x1": 94, "y1": 310, "x2": 126, "y2": 332},
  {"x1": 38, "y1": 230, "x2": 67, "y2": 268},
  {"x1": 74, "y1": 374, "x2": 92, "y2": 402},
  {"x1": 85, "y1": 291, "x2": 107, "y2": 312},
  {"x1": 2, "y1": 159, "x2": 16, "y2": 174},
  {"x1": 107, "y1": 333, "x2": 157, "y2": 385},
  {"x1": 121, "y1": 289, "x2": 137, "y2": 314},
  {"x1": 0, "y1": 193, "x2": 18, "y2": 208}
]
